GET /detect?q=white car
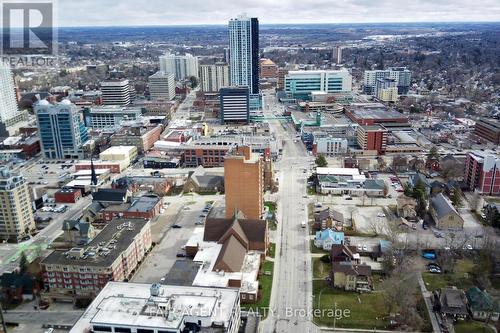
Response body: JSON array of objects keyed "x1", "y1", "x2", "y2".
[
  {"x1": 377, "y1": 213, "x2": 386, "y2": 218},
  {"x1": 464, "y1": 244, "x2": 473, "y2": 250},
  {"x1": 362, "y1": 245, "x2": 368, "y2": 252}
]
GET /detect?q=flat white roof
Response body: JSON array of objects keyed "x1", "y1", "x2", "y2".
[
  {"x1": 316, "y1": 167, "x2": 360, "y2": 176},
  {"x1": 154, "y1": 140, "x2": 183, "y2": 149},
  {"x1": 191, "y1": 240, "x2": 260, "y2": 294},
  {"x1": 65, "y1": 179, "x2": 92, "y2": 187},
  {"x1": 101, "y1": 146, "x2": 136, "y2": 154},
  {"x1": 69, "y1": 282, "x2": 239, "y2": 333},
  {"x1": 72, "y1": 169, "x2": 110, "y2": 177}
]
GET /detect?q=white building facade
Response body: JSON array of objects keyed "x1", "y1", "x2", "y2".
[
  {"x1": 284, "y1": 69, "x2": 352, "y2": 100},
  {"x1": 101, "y1": 79, "x2": 131, "y2": 106},
  {"x1": 199, "y1": 63, "x2": 230, "y2": 92},
  {"x1": 0, "y1": 63, "x2": 24, "y2": 127},
  {"x1": 149, "y1": 71, "x2": 175, "y2": 100},
  {"x1": 159, "y1": 53, "x2": 199, "y2": 80}
]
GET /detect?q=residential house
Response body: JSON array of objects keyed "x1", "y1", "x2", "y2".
[
  {"x1": 183, "y1": 166, "x2": 224, "y2": 193},
  {"x1": 0, "y1": 272, "x2": 39, "y2": 304},
  {"x1": 426, "y1": 157, "x2": 440, "y2": 171},
  {"x1": 314, "y1": 208, "x2": 332, "y2": 230},
  {"x1": 485, "y1": 203, "x2": 500, "y2": 228},
  {"x1": 408, "y1": 172, "x2": 431, "y2": 196},
  {"x1": 466, "y1": 287, "x2": 500, "y2": 322},
  {"x1": 436, "y1": 287, "x2": 469, "y2": 320},
  {"x1": 314, "y1": 230, "x2": 344, "y2": 251},
  {"x1": 330, "y1": 244, "x2": 360, "y2": 263},
  {"x1": 396, "y1": 194, "x2": 417, "y2": 220},
  {"x1": 331, "y1": 261, "x2": 372, "y2": 292},
  {"x1": 429, "y1": 193, "x2": 464, "y2": 230},
  {"x1": 408, "y1": 156, "x2": 425, "y2": 172},
  {"x1": 331, "y1": 210, "x2": 345, "y2": 230},
  {"x1": 430, "y1": 180, "x2": 446, "y2": 195},
  {"x1": 62, "y1": 220, "x2": 95, "y2": 246}
]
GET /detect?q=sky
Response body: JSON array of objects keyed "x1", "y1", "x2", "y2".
[{"x1": 54, "y1": 0, "x2": 500, "y2": 27}]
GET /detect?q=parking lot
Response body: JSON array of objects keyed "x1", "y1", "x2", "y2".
[
  {"x1": 131, "y1": 197, "x2": 215, "y2": 283},
  {"x1": 21, "y1": 159, "x2": 75, "y2": 188}
]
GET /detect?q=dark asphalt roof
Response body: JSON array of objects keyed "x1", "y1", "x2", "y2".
[{"x1": 42, "y1": 218, "x2": 149, "y2": 267}]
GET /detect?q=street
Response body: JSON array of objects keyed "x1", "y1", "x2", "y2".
[{"x1": 261, "y1": 91, "x2": 318, "y2": 333}]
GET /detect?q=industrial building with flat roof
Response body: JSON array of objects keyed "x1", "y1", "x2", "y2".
[
  {"x1": 345, "y1": 103, "x2": 408, "y2": 126},
  {"x1": 69, "y1": 282, "x2": 241, "y2": 333}
]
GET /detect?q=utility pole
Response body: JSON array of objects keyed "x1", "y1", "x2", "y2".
[{"x1": 0, "y1": 303, "x2": 7, "y2": 333}]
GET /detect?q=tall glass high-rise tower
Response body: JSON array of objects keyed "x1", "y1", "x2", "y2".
[{"x1": 228, "y1": 14, "x2": 259, "y2": 96}]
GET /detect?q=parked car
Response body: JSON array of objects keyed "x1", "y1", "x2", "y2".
[
  {"x1": 377, "y1": 213, "x2": 386, "y2": 218},
  {"x1": 176, "y1": 253, "x2": 186, "y2": 258},
  {"x1": 422, "y1": 250, "x2": 437, "y2": 260},
  {"x1": 172, "y1": 224, "x2": 182, "y2": 229}
]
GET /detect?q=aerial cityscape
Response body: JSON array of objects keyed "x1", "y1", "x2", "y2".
[{"x1": 0, "y1": 1, "x2": 499, "y2": 333}]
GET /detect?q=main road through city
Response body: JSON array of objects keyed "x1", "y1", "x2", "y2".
[{"x1": 260, "y1": 91, "x2": 318, "y2": 333}]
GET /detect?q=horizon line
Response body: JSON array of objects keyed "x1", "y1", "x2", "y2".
[{"x1": 54, "y1": 20, "x2": 500, "y2": 29}]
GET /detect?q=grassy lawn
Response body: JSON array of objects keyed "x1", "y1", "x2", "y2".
[
  {"x1": 312, "y1": 280, "x2": 387, "y2": 329},
  {"x1": 268, "y1": 243, "x2": 276, "y2": 258},
  {"x1": 313, "y1": 257, "x2": 330, "y2": 279},
  {"x1": 455, "y1": 321, "x2": 495, "y2": 333},
  {"x1": 422, "y1": 259, "x2": 476, "y2": 292},
  {"x1": 310, "y1": 240, "x2": 329, "y2": 254},
  {"x1": 241, "y1": 261, "x2": 274, "y2": 317}
]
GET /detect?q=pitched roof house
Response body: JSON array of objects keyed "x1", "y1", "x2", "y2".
[
  {"x1": 437, "y1": 287, "x2": 469, "y2": 319},
  {"x1": 466, "y1": 287, "x2": 500, "y2": 322},
  {"x1": 314, "y1": 230, "x2": 344, "y2": 250},
  {"x1": 430, "y1": 193, "x2": 464, "y2": 230}
]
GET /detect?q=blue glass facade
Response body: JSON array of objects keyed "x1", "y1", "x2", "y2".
[{"x1": 36, "y1": 102, "x2": 88, "y2": 159}]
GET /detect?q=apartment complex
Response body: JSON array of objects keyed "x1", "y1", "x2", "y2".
[
  {"x1": 35, "y1": 100, "x2": 89, "y2": 159},
  {"x1": 357, "y1": 125, "x2": 388, "y2": 154},
  {"x1": 284, "y1": 69, "x2": 352, "y2": 100},
  {"x1": 82, "y1": 106, "x2": 143, "y2": 129},
  {"x1": 0, "y1": 168, "x2": 35, "y2": 242},
  {"x1": 375, "y1": 78, "x2": 398, "y2": 102},
  {"x1": 363, "y1": 67, "x2": 411, "y2": 95},
  {"x1": 69, "y1": 282, "x2": 241, "y2": 333},
  {"x1": 0, "y1": 62, "x2": 25, "y2": 127},
  {"x1": 41, "y1": 218, "x2": 152, "y2": 302},
  {"x1": 224, "y1": 146, "x2": 263, "y2": 219},
  {"x1": 474, "y1": 118, "x2": 500, "y2": 145},
  {"x1": 100, "y1": 79, "x2": 131, "y2": 106},
  {"x1": 148, "y1": 71, "x2": 175, "y2": 100},
  {"x1": 220, "y1": 87, "x2": 250, "y2": 124},
  {"x1": 159, "y1": 53, "x2": 199, "y2": 80},
  {"x1": 199, "y1": 63, "x2": 230, "y2": 92},
  {"x1": 229, "y1": 14, "x2": 259, "y2": 95},
  {"x1": 464, "y1": 152, "x2": 500, "y2": 195}
]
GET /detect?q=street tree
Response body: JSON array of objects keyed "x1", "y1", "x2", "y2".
[
  {"x1": 315, "y1": 155, "x2": 327, "y2": 167},
  {"x1": 451, "y1": 189, "x2": 463, "y2": 208}
]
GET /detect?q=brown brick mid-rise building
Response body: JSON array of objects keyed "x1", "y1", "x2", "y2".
[
  {"x1": 41, "y1": 218, "x2": 152, "y2": 302},
  {"x1": 474, "y1": 118, "x2": 500, "y2": 145},
  {"x1": 110, "y1": 125, "x2": 162, "y2": 154},
  {"x1": 357, "y1": 125, "x2": 388, "y2": 154},
  {"x1": 260, "y1": 58, "x2": 278, "y2": 79},
  {"x1": 224, "y1": 146, "x2": 263, "y2": 219}
]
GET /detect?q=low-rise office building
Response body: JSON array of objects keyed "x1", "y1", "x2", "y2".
[{"x1": 69, "y1": 282, "x2": 241, "y2": 333}]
